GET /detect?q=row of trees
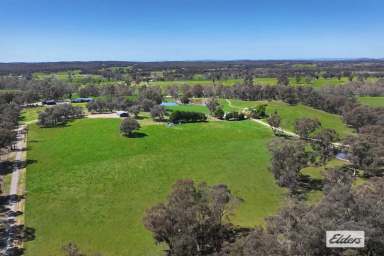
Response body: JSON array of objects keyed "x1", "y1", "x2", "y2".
[
  {"x1": 38, "y1": 104, "x2": 84, "y2": 127},
  {"x1": 87, "y1": 97, "x2": 135, "y2": 113},
  {"x1": 169, "y1": 111, "x2": 207, "y2": 123}
]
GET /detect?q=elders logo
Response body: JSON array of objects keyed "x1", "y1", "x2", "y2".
[{"x1": 326, "y1": 231, "x2": 365, "y2": 248}]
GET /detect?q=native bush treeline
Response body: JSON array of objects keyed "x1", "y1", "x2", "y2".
[
  {"x1": 347, "y1": 125, "x2": 384, "y2": 177},
  {"x1": 0, "y1": 94, "x2": 20, "y2": 149},
  {"x1": 269, "y1": 111, "x2": 383, "y2": 193},
  {"x1": 2, "y1": 60, "x2": 384, "y2": 81},
  {"x1": 144, "y1": 176, "x2": 384, "y2": 256},
  {"x1": 219, "y1": 175, "x2": 384, "y2": 256}
]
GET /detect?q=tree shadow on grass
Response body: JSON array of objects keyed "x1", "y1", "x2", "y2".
[
  {"x1": 0, "y1": 197, "x2": 36, "y2": 255},
  {"x1": 292, "y1": 174, "x2": 324, "y2": 200},
  {"x1": 126, "y1": 132, "x2": 147, "y2": 138},
  {"x1": 0, "y1": 225, "x2": 36, "y2": 255},
  {"x1": 135, "y1": 115, "x2": 146, "y2": 120},
  {"x1": 0, "y1": 161, "x2": 14, "y2": 175},
  {"x1": 0, "y1": 159, "x2": 37, "y2": 176},
  {"x1": 4, "y1": 247, "x2": 25, "y2": 256},
  {"x1": 41, "y1": 122, "x2": 72, "y2": 129},
  {"x1": 12, "y1": 147, "x2": 28, "y2": 152},
  {"x1": 14, "y1": 159, "x2": 37, "y2": 170}
]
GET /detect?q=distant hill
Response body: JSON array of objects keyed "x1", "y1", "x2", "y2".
[{"x1": 1, "y1": 59, "x2": 384, "y2": 75}]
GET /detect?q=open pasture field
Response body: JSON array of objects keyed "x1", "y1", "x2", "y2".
[
  {"x1": 165, "y1": 103, "x2": 210, "y2": 114},
  {"x1": 33, "y1": 70, "x2": 108, "y2": 84},
  {"x1": 142, "y1": 79, "x2": 242, "y2": 87},
  {"x1": 25, "y1": 118, "x2": 284, "y2": 256},
  {"x1": 358, "y1": 96, "x2": 384, "y2": 107},
  {"x1": 222, "y1": 99, "x2": 353, "y2": 138},
  {"x1": 142, "y1": 76, "x2": 357, "y2": 88},
  {"x1": 29, "y1": 70, "x2": 374, "y2": 89}
]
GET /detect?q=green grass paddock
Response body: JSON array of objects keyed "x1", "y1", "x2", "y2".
[
  {"x1": 25, "y1": 119, "x2": 284, "y2": 256},
  {"x1": 222, "y1": 99, "x2": 353, "y2": 139},
  {"x1": 358, "y1": 96, "x2": 384, "y2": 107}
]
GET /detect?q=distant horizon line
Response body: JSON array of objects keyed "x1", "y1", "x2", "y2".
[{"x1": 1, "y1": 57, "x2": 384, "y2": 64}]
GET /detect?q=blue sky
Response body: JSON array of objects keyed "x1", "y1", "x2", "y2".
[{"x1": 0, "y1": 0, "x2": 383, "y2": 62}]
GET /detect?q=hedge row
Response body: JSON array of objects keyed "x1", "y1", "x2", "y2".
[{"x1": 169, "y1": 111, "x2": 207, "y2": 123}]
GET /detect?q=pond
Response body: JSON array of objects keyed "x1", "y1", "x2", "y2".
[{"x1": 160, "y1": 102, "x2": 177, "y2": 106}]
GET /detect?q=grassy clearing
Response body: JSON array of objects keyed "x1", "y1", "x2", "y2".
[
  {"x1": 358, "y1": 96, "x2": 384, "y2": 107},
  {"x1": 301, "y1": 159, "x2": 346, "y2": 180},
  {"x1": 25, "y1": 119, "x2": 284, "y2": 256},
  {"x1": 222, "y1": 99, "x2": 353, "y2": 139},
  {"x1": 20, "y1": 107, "x2": 46, "y2": 123},
  {"x1": 301, "y1": 160, "x2": 341, "y2": 204},
  {"x1": 301, "y1": 159, "x2": 367, "y2": 203}
]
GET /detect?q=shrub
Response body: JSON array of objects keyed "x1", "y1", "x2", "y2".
[
  {"x1": 129, "y1": 105, "x2": 140, "y2": 118},
  {"x1": 206, "y1": 97, "x2": 220, "y2": 114},
  {"x1": 180, "y1": 95, "x2": 190, "y2": 104},
  {"x1": 150, "y1": 105, "x2": 166, "y2": 121},
  {"x1": 169, "y1": 111, "x2": 207, "y2": 123},
  {"x1": 248, "y1": 104, "x2": 268, "y2": 119},
  {"x1": 224, "y1": 111, "x2": 245, "y2": 121},
  {"x1": 214, "y1": 108, "x2": 225, "y2": 119}
]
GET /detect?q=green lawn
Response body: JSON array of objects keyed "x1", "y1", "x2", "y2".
[
  {"x1": 222, "y1": 99, "x2": 353, "y2": 139},
  {"x1": 358, "y1": 96, "x2": 384, "y2": 107},
  {"x1": 25, "y1": 119, "x2": 284, "y2": 256}
]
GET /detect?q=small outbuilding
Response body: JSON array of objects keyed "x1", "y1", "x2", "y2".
[{"x1": 116, "y1": 111, "x2": 129, "y2": 117}]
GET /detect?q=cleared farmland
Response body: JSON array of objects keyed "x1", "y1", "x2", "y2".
[{"x1": 25, "y1": 118, "x2": 284, "y2": 256}]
